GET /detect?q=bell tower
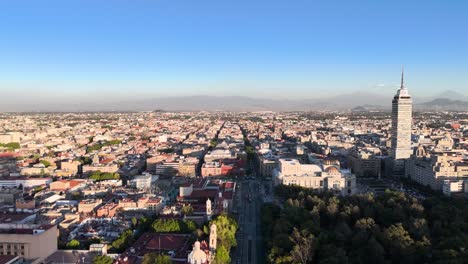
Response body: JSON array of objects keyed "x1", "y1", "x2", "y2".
[
  {"x1": 209, "y1": 223, "x2": 217, "y2": 251},
  {"x1": 206, "y1": 198, "x2": 212, "y2": 220}
]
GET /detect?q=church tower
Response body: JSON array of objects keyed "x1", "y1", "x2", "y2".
[
  {"x1": 209, "y1": 223, "x2": 217, "y2": 251},
  {"x1": 206, "y1": 198, "x2": 212, "y2": 220},
  {"x1": 92, "y1": 154, "x2": 100, "y2": 165},
  {"x1": 390, "y1": 67, "x2": 413, "y2": 173}
]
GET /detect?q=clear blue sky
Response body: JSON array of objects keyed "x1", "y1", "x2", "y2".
[{"x1": 1, "y1": 0, "x2": 467, "y2": 101}]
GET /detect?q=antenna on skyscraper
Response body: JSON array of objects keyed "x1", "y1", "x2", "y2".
[{"x1": 400, "y1": 65, "x2": 405, "y2": 89}]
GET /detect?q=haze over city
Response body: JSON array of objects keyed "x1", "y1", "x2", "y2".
[{"x1": 1, "y1": 0, "x2": 468, "y2": 111}]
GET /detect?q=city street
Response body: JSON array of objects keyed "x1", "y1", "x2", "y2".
[{"x1": 233, "y1": 178, "x2": 263, "y2": 264}]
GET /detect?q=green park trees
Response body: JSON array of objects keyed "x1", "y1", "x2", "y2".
[
  {"x1": 92, "y1": 255, "x2": 113, "y2": 264},
  {"x1": 89, "y1": 171, "x2": 120, "y2": 181},
  {"x1": 142, "y1": 253, "x2": 171, "y2": 264},
  {"x1": 262, "y1": 185, "x2": 468, "y2": 264}
]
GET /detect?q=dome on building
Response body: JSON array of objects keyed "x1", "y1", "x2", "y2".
[
  {"x1": 302, "y1": 164, "x2": 323, "y2": 174},
  {"x1": 188, "y1": 241, "x2": 208, "y2": 264},
  {"x1": 325, "y1": 166, "x2": 340, "y2": 174}
]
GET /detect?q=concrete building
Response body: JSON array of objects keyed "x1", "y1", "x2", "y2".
[
  {"x1": 0, "y1": 189, "x2": 22, "y2": 205},
  {"x1": 82, "y1": 164, "x2": 119, "y2": 174},
  {"x1": 204, "y1": 149, "x2": 235, "y2": 162},
  {"x1": 78, "y1": 199, "x2": 102, "y2": 214},
  {"x1": 0, "y1": 153, "x2": 17, "y2": 177},
  {"x1": 259, "y1": 157, "x2": 278, "y2": 178},
  {"x1": 0, "y1": 224, "x2": 57, "y2": 263},
  {"x1": 96, "y1": 203, "x2": 118, "y2": 218},
  {"x1": 406, "y1": 151, "x2": 468, "y2": 191},
  {"x1": 178, "y1": 158, "x2": 198, "y2": 177},
  {"x1": 442, "y1": 179, "x2": 467, "y2": 196},
  {"x1": 390, "y1": 69, "x2": 413, "y2": 173},
  {"x1": 59, "y1": 160, "x2": 81, "y2": 176},
  {"x1": 155, "y1": 162, "x2": 179, "y2": 176},
  {"x1": 201, "y1": 162, "x2": 222, "y2": 177},
  {"x1": 127, "y1": 173, "x2": 155, "y2": 190},
  {"x1": 0, "y1": 178, "x2": 51, "y2": 189},
  {"x1": 348, "y1": 150, "x2": 381, "y2": 178}
]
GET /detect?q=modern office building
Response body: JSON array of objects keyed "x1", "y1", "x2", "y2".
[{"x1": 390, "y1": 69, "x2": 413, "y2": 173}]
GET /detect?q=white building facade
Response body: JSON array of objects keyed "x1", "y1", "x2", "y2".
[{"x1": 273, "y1": 159, "x2": 356, "y2": 195}]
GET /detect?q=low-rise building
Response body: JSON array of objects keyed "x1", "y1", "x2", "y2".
[
  {"x1": 96, "y1": 203, "x2": 118, "y2": 218},
  {"x1": 78, "y1": 199, "x2": 102, "y2": 214},
  {"x1": 0, "y1": 189, "x2": 22, "y2": 205}
]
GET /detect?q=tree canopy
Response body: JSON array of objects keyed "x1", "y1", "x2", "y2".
[
  {"x1": 142, "y1": 253, "x2": 171, "y2": 264},
  {"x1": 66, "y1": 239, "x2": 81, "y2": 249},
  {"x1": 0, "y1": 142, "x2": 20, "y2": 150},
  {"x1": 93, "y1": 255, "x2": 113, "y2": 264},
  {"x1": 204, "y1": 213, "x2": 238, "y2": 263},
  {"x1": 89, "y1": 171, "x2": 120, "y2": 181},
  {"x1": 262, "y1": 185, "x2": 468, "y2": 264},
  {"x1": 151, "y1": 219, "x2": 197, "y2": 233}
]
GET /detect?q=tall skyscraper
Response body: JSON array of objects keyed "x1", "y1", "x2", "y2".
[{"x1": 390, "y1": 68, "x2": 413, "y2": 173}]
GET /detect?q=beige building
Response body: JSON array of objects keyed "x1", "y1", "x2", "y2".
[
  {"x1": 178, "y1": 158, "x2": 198, "y2": 176},
  {"x1": 0, "y1": 224, "x2": 57, "y2": 263},
  {"x1": 60, "y1": 160, "x2": 81, "y2": 176},
  {"x1": 16, "y1": 199, "x2": 36, "y2": 210},
  {"x1": 82, "y1": 164, "x2": 118, "y2": 174},
  {"x1": 406, "y1": 147, "x2": 468, "y2": 190},
  {"x1": 78, "y1": 199, "x2": 102, "y2": 213}
]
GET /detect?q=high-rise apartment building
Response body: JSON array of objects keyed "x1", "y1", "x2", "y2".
[{"x1": 390, "y1": 69, "x2": 413, "y2": 173}]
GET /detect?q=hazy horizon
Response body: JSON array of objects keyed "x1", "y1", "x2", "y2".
[{"x1": 1, "y1": 0, "x2": 468, "y2": 106}]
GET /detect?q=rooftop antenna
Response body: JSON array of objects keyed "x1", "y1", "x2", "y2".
[{"x1": 400, "y1": 65, "x2": 405, "y2": 89}]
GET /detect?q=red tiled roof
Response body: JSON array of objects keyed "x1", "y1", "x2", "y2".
[
  {"x1": 0, "y1": 152, "x2": 17, "y2": 158},
  {"x1": 147, "y1": 234, "x2": 188, "y2": 250},
  {"x1": 189, "y1": 189, "x2": 218, "y2": 198}
]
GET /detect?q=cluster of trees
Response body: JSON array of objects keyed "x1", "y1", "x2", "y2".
[
  {"x1": 0, "y1": 142, "x2": 20, "y2": 150},
  {"x1": 262, "y1": 185, "x2": 468, "y2": 264},
  {"x1": 181, "y1": 204, "x2": 194, "y2": 216},
  {"x1": 141, "y1": 253, "x2": 171, "y2": 264},
  {"x1": 210, "y1": 140, "x2": 218, "y2": 148},
  {"x1": 93, "y1": 255, "x2": 113, "y2": 264},
  {"x1": 152, "y1": 219, "x2": 197, "y2": 233},
  {"x1": 39, "y1": 160, "x2": 52, "y2": 167},
  {"x1": 86, "y1": 139, "x2": 122, "y2": 153},
  {"x1": 89, "y1": 171, "x2": 120, "y2": 181},
  {"x1": 111, "y1": 230, "x2": 135, "y2": 252},
  {"x1": 64, "y1": 237, "x2": 102, "y2": 250},
  {"x1": 65, "y1": 239, "x2": 81, "y2": 249},
  {"x1": 204, "y1": 214, "x2": 238, "y2": 264}
]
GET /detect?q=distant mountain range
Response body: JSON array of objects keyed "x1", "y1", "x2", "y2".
[{"x1": 2, "y1": 90, "x2": 467, "y2": 112}]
